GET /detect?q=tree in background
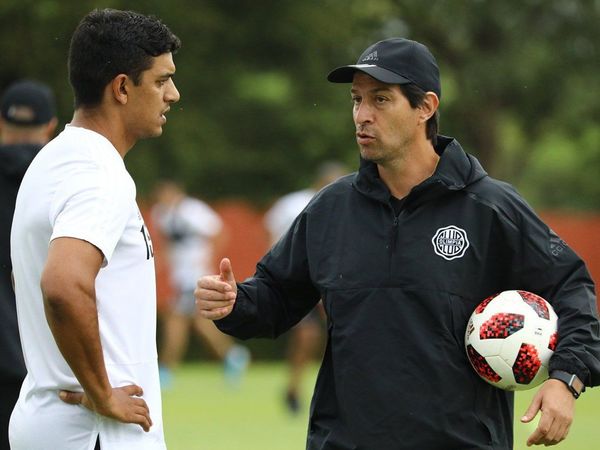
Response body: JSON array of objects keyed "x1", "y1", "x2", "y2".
[{"x1": 1, "y1": 0, "x2": 598, "y2": 209}]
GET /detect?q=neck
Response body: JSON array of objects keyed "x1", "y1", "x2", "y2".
[
  {"x1": 70, "y1": 108, "x2": 132, "y2": 158},
  {"x1": 0, "y1": 121, "x2": 51, "y2": 146},
  {"x1": 376, "y1": 140, "x2": 439, "y2": 199},
  {"x1": 1, "y1": 130, "x2": 46, "y2": 146}
]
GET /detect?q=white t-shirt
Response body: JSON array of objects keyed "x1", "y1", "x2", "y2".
[
  {"x1": 9, "y1": 125, "x2": 165, "y2": 450},
  {"x1": 264, "y1": 188, "x2": 316, "y2": 242},
  {"x1": 152, "y1": 197, "x2": 222, "y2": 291}
]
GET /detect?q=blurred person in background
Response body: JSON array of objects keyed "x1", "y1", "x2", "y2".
[
  {"x1": 0, "y1": 79, "x2": 57, "y2": 450},
  {"x1": 195, "y1": 37, "x2": 600, "y2": 449},
  {"x1": 264, "y1": 161, "x2": 347, "y2": 413},
  {"x1": 9, "y1": 9, "x2": 180, "y2": 450},
  {"x1": 152, "y1": 180, "x2": 250, "y2": 389}
]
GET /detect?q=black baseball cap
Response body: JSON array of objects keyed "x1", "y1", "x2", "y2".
[
  {"x1": 0, "y1": 79, "x2": 56, "y2": 125},
  {"x1": 327, "y1": 38, "x2": 441, "y2": 98}
]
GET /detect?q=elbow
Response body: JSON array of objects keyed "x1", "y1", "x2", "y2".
[
  {"x1": 40, "y1": 269, "x2": 85, "y2": 321},
  {"x1": 40, "y1": 272, "x2": 68, "y2": 316}
]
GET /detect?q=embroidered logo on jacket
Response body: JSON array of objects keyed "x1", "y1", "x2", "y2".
[{"x1": 432, "y1": 226, "x2": 470, "y2": 260}]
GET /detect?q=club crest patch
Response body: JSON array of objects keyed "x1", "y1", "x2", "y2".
[{"x1": 432, "y1": 225, "x2": 470, "y2": 260}]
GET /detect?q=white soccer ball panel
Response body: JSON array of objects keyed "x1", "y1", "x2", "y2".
[{"x1": 465, "y1": 290, "x2": 558, "y2": 391}]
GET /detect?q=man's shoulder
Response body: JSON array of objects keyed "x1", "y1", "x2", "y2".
[
  {"x1": 304, "y1": 173, "x2": 355, "y2": 214},
  {"x1": 465, "y1": 174, "x2": 521, "y2": 204},
  {"x1": 464, "y1": 175, "x2": 538, "y2": 227}
]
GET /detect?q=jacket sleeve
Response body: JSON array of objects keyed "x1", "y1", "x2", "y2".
[
  {"x1": 501, "y1": 190, "x2": 600, "y2": 387},
  {"x1": 215, "y1": 210, "x2": 321, "y2": 339}
]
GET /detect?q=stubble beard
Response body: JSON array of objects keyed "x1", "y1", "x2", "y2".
[{"x1": 359, "y1": 143, "x2": 389, "y2": 165}]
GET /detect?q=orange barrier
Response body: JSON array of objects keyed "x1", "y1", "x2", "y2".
[
  {"x1": 541, "y1": 212, "x2": 600, "y2": 311},
  {"x1": 212, "y1": 200, "x2": 271, "y2": 281},
  {"x1": 145, "y1": 202, "x2": 600, "y2": 314}
]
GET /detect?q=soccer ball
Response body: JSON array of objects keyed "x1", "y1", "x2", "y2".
[{"x1": 465, "y1": 290, "x2": 558, "y2": 391}]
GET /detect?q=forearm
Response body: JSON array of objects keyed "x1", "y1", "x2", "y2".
[
  {"x1": 216, "y1": 276, "x2": 320, "y2": 339},
  {"x1": 43, "y1": 282, "x2": 112, "y2": 406},
  {"x1": 549, "y1": 274, "x2": 600, "y2": 385}
]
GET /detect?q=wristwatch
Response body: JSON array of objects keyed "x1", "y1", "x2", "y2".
[{"x1": 549, "y1": 370, "x2": 585, "y2": 399}]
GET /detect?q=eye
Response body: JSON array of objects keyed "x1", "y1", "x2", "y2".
[
  {"x1": 351, "y1": 95, "x2": 361, "y2": 105},
  {"x1": 375, "y1": 96, "x2": 388, "y2": 104}
]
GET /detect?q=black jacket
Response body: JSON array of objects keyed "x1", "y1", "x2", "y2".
[
  {"x1": 0, "y1": 143, "x2": 40, "y2": 382},
  {"x1": 217, "y1": 136, "x2": 600, "y2": 450}
]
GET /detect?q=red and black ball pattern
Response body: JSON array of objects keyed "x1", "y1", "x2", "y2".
[
  {"x1": 513, "y1": 343, "x2": 542, "y2": 384},
  {"x1": 480, "y1": 313, "x2": 525, "y2": 340},
  {"x1": 518, "y1": 290, "x2": 550, "y2": 320},
  {"x1": 466, "y1": 345, "x2": 501, "y2": 383},
  {"x1": 475, "y1": 293, "x2": 498, "y2": 314},
  {"x1": 548, "y1": 332, "x2": 558, "y2": 351}
]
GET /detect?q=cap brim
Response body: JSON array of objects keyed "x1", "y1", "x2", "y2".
[{"x1": 327, "y1": 64, "x2": 412, "y2": 84}]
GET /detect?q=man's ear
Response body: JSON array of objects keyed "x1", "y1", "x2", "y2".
[
  {"x1": 419, "y1": 92, "x2": 440, "y2": 123},
  {"x1": 111, "y1": 74, "x2": 130, "y2": 105}
]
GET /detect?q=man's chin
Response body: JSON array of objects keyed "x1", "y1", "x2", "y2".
[
  {"x1": 359, "y1": 146, "x2": 378, "y2": 162},
  {"x1": 141, "y1": 127, "x2": 163, "y2": 140}
]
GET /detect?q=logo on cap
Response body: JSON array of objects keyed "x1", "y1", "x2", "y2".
[
  {"x1": 6, "y1": 105, "x2": 36, "y2": 123},
  {"x1": 432, "y1": 225, "x2": 470, "y2": 260},
  {"x1": 361, "y1": 51, "x2": 378, "y2": 62}
]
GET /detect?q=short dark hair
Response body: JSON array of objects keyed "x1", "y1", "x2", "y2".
[
  {"x1": 398, "y1": 83, "x2": 439, "y2": 146},
  {"x1": 68, "y1": 9, "x2": 181, "y2": 108}
]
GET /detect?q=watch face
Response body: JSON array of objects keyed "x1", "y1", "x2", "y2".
[
  {"x1": 571, "y1": 375, "x2": 585, "y2": 394},
  {"x1": 551, "y1": 370, "x2": 585, "y2": 398}
]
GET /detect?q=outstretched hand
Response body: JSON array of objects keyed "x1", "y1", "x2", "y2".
[
  {"x1": 59, "y1": 384, "x2": 152, "y2": 432},
  {"x1": 521, "y1": 379, "x2": 575, "y2": 446},
  {"x1": 195, "y1": 257, "x2": 238, "y2": 320}
]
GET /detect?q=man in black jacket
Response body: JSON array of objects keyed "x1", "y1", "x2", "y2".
[
  {"x1": 195, "y1": 38, "x2": 600, "y2": 449},
  {"x1": 0, "y1": 79, "x2": 57, "y2": 450}
]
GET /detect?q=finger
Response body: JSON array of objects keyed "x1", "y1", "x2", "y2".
[
  {"x1": 542, "y1": 422, "x2": 561, "y2": 445},
  {"x1": 132, "y1": 397, "x2": 150, "y2": 414},
  {"x1": 527, "y1": 416, "x2": 554, "y2": 447},
  {"x1": 59, "y1": 390, "x2": 84, "y2": 405},
  {"x1": 547, "y1": 419, "x2": 570, "y2": 445},
  {"x1": 194, "y1": 287, "x2": 236, "y2": 302},
  {"x1": 134, "y1": 413, "x2": 151, "y2": 432},
  {"x1": 196, "y1": 298, "x2": 235, "y2": 311},
  {"x1": 120, "y1": 384, "x2": 144, "y2": 397},
  {"x1": 559, "y1": 423, "x2": 571, "y2": 443},
  {"x1": 134, "y1": 406, "x2": 153, "y2": 429},
  {"x1": 219, "y1": 258, "x2": 236, "y2": 284},
  {"x1": 521, "y1": 394, "x2": 542, "y2": 423},
  {"x1": 198, "y1": 305, "x2": 234, "y2": 320},
  {"x1": 197, "y1": 275, "x2": 234, "y2": 293}
]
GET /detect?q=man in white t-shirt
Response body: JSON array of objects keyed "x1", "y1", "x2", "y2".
[
  {"x1": 9, "y1": 9, "x2": 180, "y2": 450},
  {"x1": 152, "y1": 180, "x2": 250, "y2": 388},
  {"x1": 264, "y1": 161, "x2": 347, "y2": 413}
]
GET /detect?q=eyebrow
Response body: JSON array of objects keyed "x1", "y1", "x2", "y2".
[
  {"x1": 350, "y1": 87, "x2": 394, "y2": 95},
  {"x1": 157, "y1": 71, "x2": 175, "y2": 80}
]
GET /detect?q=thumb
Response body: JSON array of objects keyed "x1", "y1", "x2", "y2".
[
  {"x1": 521, "y1": 394, "x2": 542, "y2": 423},
  {"x1": 120, "y1": 384, "x2": 144, "y2": 397},
  {"x1": 219, "y1": 258, "x2": 236, "y2": 285},
  {"x1": 59, "y1": 390, "x2": 84, "y2": 405}
]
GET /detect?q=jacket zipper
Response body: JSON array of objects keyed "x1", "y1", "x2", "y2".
[{"x1": 389, "y1": 209, "x2": 400, "y2": 278}]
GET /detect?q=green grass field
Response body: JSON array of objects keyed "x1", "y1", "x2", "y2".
[{"x1": 162, "y1": 362, "x2": 600, "y2": 450}]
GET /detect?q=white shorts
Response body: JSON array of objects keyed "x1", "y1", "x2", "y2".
[{"x1": 9, "y1": 383, "x2": 167, "y2": 450}]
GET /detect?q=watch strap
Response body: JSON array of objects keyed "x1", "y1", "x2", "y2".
[{"x1": 549, "y1": 370, "x2": 585, "y2": 399}]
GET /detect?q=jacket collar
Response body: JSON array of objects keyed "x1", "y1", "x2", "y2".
[{"x1": 353, "y1": 135, "x2": 487, "y2": 207}]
